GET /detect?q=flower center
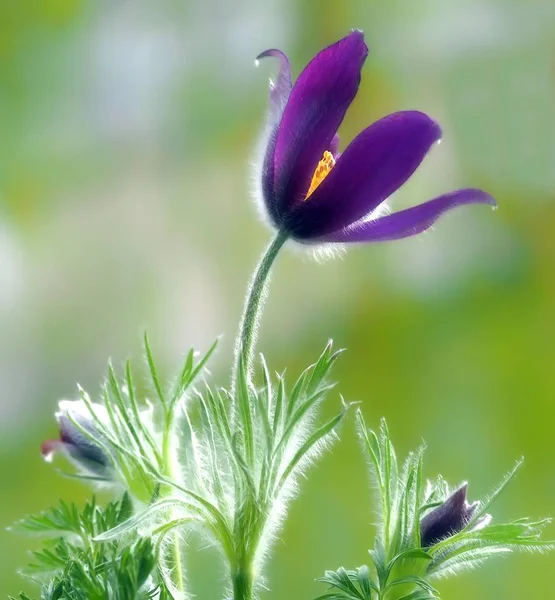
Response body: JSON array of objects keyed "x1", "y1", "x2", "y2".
[{"x1": 305, "y1": 150, "x2": 335, "y2": 199}]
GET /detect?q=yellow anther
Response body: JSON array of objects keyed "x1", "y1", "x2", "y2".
[{"x1": 305, "y1": 150, "x2": 335, "y2": 199}]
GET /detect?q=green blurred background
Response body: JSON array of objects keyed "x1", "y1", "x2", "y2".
[{"x1": 1, "y1": 0, "x2": 554, "y2": 597}]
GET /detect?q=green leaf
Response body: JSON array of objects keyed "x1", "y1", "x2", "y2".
[
  {"x1": 94, "y1": 497, "x2": 191, "y2": 542},
  {"x1": 236, "y1": 352, "x2": 255, "y2": 466},
  {"x1": 275, "y1": 408, "x2": 347, "y2": 493},
  {"x1": 272, "y1": 375, "x2": 286, "y2": 436},
  {"x1": 385, "y1": 576, "x2": 437, "y2": 594},
  {"x1": 397, "y1": 591, "x2": 437, "y2": 600},
  {"x1": 429, "y1": 545, "x2": 511, "y2": 576},
  {"x1": 125, "y1": 359, "x2": 163, "y2": 467},
  {"x1": 305, "y1": 341, "x2": 343, "y2": 398},
  {"x1": 285, "y1": 366, "x2": 310, "y2": 419},
  {"x1": 384, "y1": 548, "x2": 433, "y2": 584},
  {"x1": 466, "y1": 458, "x2": 523, "y2": 530},
  {"x1": 356, "y1": 565, "x2": 378, "y2": 597},
  {"x1": 316, "y1": 565, "x2": 377, "y2": 600},
  {"x1": 13, "y1": 495, "x2": 163, "y2": 600},
  {"x1": 143, "y1": 332, "x2": 167, "y2": 409},
  {"x1": 389, "y1": 548, "x2": 433, "y2": 566},
  {"x1": 314, "y1": 595, "x2": 359, "y2": 600},
  {"x1": 170, "y1": 337, "x2": 219, "y2": 409},
  {"x1": 197, "y1": 393, "x2": 227, "y2": 508},
  {"x1": 317, "y1": 569, "x2": 363, "y2": 599},
  {"x1": 333, "y1": 567, "x2": 365, "y2": 599},
  {"x1": 254, "y1": 371, "x2": 273, "y2": 453},
  {"x1": 272, "y1": 380, "x2": 337, "y2": 480},
  {"x1": 369, "y1": 545, "x2": 388, "y2": 588}
]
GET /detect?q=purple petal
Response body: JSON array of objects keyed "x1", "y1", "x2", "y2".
[
  {"x1": 319, "y1": 189, "x2": 496, "y2": 243},
  {"x1": 420, "y1": 484, "x2": 478, "y2": 547},
  {"x1": 261, "y1": 126, "x2": 281, "y2": 225},
  {"x1": 273, "y1": 30, "x2": 368, "y2": 214},
  {"x1": 41, "y1": 439, "x2": 64, "y2": 462},
  {"x1": 256, "y1": 49, "x2": 293, "y2": 120},
  {"x1": 41, "y1": 438, "x2": 110, "y2": 478},
  {"x1": 285, "y1": 111, "x2": 442, "y2": 239},
  {"x1": 256, "y1": 49, "x2": 293, "y2": 226},
  {"x1": 59, "y1": 413, "x2": 111, "y2": 467}
]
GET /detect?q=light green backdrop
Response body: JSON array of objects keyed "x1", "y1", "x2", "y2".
[{"x1": 1, "y1": 0, "x2": 554, "y2": 597}]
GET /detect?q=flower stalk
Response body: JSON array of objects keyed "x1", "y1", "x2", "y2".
[
  {"x1": 162, "y1": 412, "x2": 185, "y2": 595},
  {"x1": 232, "y1": 229, "x2": 288, "y2": 392},
  {"x1": 232, "y1": 561, "x2": 254, "y2": 600}
]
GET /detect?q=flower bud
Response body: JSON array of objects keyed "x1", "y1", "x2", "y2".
[
  {"x1": 41, "y1": 400, "x2": 113, "y2": 479},
  {"x1": 420, "y1": 484, "x2": 479, "y2": 547}
]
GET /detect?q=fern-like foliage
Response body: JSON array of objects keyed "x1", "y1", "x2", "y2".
[
  {"x1": 39, "y1": 333, "x2": 348, "y2": 597},
  {"x1": 317, "y1": 413, "x2": 554, "y2": 600},
  {"x1": 57, "y1": 335, "x2": 219, "y2": 503},
  {"x1": 10, "y1": 494, "x2": 169, "y2": 600},
  {"x1": 96, "y1": 341, "x2": 349, "y2": 597}
]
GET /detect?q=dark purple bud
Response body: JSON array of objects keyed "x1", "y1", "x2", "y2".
[
  {"x1": 41, "y1": 400, "x2": 112, "y2": 479},
  {"x1": 420, "y1": 484, "x2": 478, "y2": 547}
]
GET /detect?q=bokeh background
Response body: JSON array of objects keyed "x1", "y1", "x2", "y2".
[{"x1": 1, "y1": 0, "x2": 554, "y2": 597}]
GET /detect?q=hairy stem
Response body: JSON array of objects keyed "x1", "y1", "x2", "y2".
[
  {"x1": 170, "y1": 533, "x2": 185, "y2": 593},
  {"x1": 162, "y1": 411, "x2": 185, "y2": 594},
  {"x1": 232, "y1": 562, "x2": 254, "y2": 600},
  {"x1": 232, "y1": 230, "x2": 288, "y2": 393}
]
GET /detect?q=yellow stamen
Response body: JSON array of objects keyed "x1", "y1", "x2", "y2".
[{"x1": 305, "y1": 150, "x2": 335, "y2": 199}]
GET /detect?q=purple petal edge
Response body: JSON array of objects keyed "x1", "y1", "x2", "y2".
[
  {"x1": 256, "y1": 48, "x2": 292, "y2": 118},
  {"x1": 41, "y1": 439, "x2": 64, "y2": 460},
  {"x1": 257, "y1": 49, "x2": 292, "y2": 226},
  {"x1": 317, "y1": 188, "x2": 497, "y2": 243}
]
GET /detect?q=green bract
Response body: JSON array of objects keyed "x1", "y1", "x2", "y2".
[
  {"x1": 31, "y1": 332, "x2": 347, "y2": 598},
  {"x1": 93, "y1": 341, "x2": 348, "y2": 599},
  {"x1": 316, "y1": 414, "x2": 554, "y2": 600}
]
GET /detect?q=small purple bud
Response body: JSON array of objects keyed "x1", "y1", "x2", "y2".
[
  {"x1": 420, "y1": 484, "x2": 478, "y2": 547},
  {"x1": 41, "y1": 400, "x2": 112, "y2": 479}
]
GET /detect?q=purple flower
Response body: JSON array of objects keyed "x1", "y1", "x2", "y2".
[
  {"x1": 41, "y1": 400, "x2": 112, "y2": 479},
  {"x1": 256, "y1": 31, "x2": 495, "y2": 244},
  {"x1": 420, "y1": 484, "x2": 485, "y2": 547}
]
